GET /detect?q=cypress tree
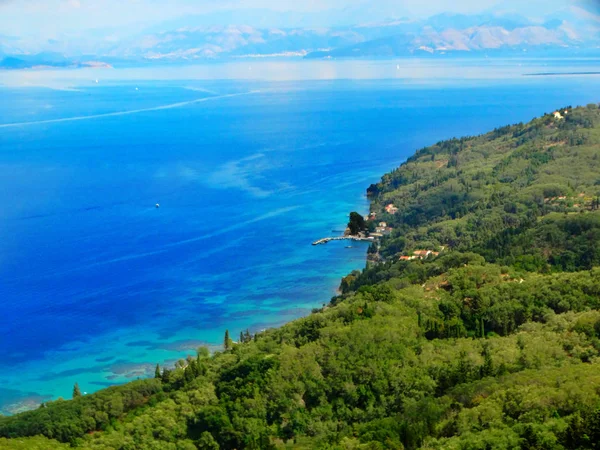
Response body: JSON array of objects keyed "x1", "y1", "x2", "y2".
[
  {"x1": 155, "y1": 363, "x2": 161, "y2": 379},
  {"x1": 224, "y1": 329, "x2": 231, "y2": 350},
  {"x1": 481, "y1": 342, "x2": 494, "y2": 377},
  {"x1": 457, "y1": 351, "x2": 471, "y2": 382},
  {"x1": 190, "y1": 360, "x2": 200, "y2": 377},
  {"x1": 72, "y1": 382, "x2": 82, "y2": 398},
  {"x1": 161, "y1": 367, "x2": 171, "y2": 384},
  {"x1": 184, "y1": 366, "x2": 194, "y2": 383}
]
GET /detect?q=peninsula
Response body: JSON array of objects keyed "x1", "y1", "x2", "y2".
[{"x1": 312, "y1": 211, "x2": 375, "y2": 245}]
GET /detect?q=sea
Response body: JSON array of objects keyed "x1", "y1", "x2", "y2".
[{"x1": 0, "y1": 58, "x2": 599, "y2": 414}]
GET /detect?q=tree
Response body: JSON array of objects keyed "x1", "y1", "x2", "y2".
[
  {"x1": 224, "y1": 329, "x2": 232, "y2": 350},
  {"x1": 237, "y1": 329, "x2": 252, "y2": 344},
  {"x1": 161, "y1": 367, "x2": 171, "y2": 384},
  {"x1": 480, "y1": 343, "x2": 494, "y2": 377},
  {"x1": 197, "y1": 346, "x2": 210, "y2": 359},
  {"x1": 348, "y1": 212, "x2": 366, "y2": 235},
  {"x1": 72, "y1": 383, "x2": 81, "y2": 399},
  {"x1": 155, "y1": 364, "x2": 161, "y2": 379},
  {"x1": 197, "y1": 431, "x2": 220, "y2": 450},
  {"x1": 184, "y1": 366, "x2": 194, "y2": 384}
]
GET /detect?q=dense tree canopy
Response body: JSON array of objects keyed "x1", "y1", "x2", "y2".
[
  {"x1": 348, "y1": 212, "x2": 367, "y2": 236},
  {"x1": 2, "y1": 104, "x2": 600, "y2": 449}
]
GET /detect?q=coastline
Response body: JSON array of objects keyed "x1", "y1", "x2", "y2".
[
  {"x1": 3, "y1": 104, "x2": 600, "y2": 448},
  {"x1": 0, "y1": 199, "x2": 377, "y2": 417},
  {"x1": 3, "y1": 74, "x2": 600, "y2": 417},
  {"x1": 312, "y1": 235, "x2": 374, "y2": 245},
  {"x1": 524, "y1": 71, "x2": 600, "y2": 77}
]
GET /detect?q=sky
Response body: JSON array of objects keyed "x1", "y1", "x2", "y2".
[{"x1": 0, "y1": 0, "x2": 583, "y2": 38}]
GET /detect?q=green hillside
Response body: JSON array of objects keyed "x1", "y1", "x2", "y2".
[{"x1": 2, "y1": 104, "x2": 600, "y2": 450}]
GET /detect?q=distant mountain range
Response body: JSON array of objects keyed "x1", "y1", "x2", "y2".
[
  {"x1": 0, "y1": 52, "x2": 112, "y2": 69},
  {"x1": 307, "y1": 12, "x2": 600, "y2": 58},
  {"x1": 1, "y1": 7, "x2": 598, "y2": 68}
]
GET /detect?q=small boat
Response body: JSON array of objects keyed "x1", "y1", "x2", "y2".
[
  {"x1": 345, "y1": 246, "x2": 353, "y2": 249},
  {"x1": 155, "y1": 203, "x2": 160, "y2": 208}
]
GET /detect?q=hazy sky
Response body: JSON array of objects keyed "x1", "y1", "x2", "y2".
[{"x1": 0, "y1": 0, "x2": 591, "y2": 37}]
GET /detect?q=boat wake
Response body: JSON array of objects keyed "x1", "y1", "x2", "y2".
[
  {"x1": 0, "y1": 91, "x2": 260, "y2": 129},
  {"x1": 3, "y1": 205, "x2": 300, "y2": 283}
]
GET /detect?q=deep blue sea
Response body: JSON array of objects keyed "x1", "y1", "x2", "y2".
[{"x1": 1, "y1": 59, "x2": 599, "y2": 413}]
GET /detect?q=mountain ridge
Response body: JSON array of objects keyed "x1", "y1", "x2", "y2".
[{"x1": 1, "y1": 8, "x2": 598, "y2": 68}]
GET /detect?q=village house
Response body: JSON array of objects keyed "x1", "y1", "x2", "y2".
[
  {"x1": 375, "y1": 221, "x2": 392, "y2": 234},
  {"x1": 399, "y1": 250, "x2": 440, "y2": 261},
  {"x1": 553, "y1": 111, "x2": 563, "y2": 120},
  {"x1": 385, "y1": 204, "x2": 399, "y2": 214}
]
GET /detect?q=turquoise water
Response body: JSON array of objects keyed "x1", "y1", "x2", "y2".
[{"x1": 1, "y1": 60, "x2": 599, "y2": 413}]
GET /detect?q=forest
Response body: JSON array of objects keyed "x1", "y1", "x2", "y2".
[{"x1": 1, "y1": 104, "x2": 600, "y2": 449}]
